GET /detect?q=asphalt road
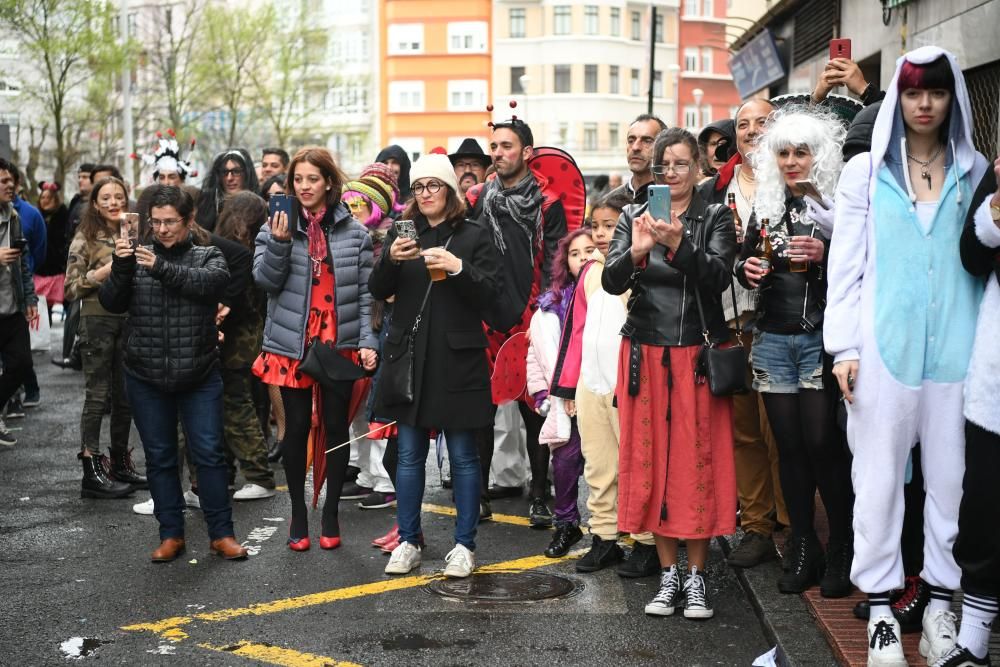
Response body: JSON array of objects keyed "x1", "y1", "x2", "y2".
[{"x1": 0, "y1": 339, "x2": 775, "y2": 667}]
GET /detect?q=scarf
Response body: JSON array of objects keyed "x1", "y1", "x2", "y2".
[
  {"x1": 301, "y1": 205, "x2": 328, "y2": 277},
  {"x1": 481, "y1": 173, "x2": 543, "y2": 255}
]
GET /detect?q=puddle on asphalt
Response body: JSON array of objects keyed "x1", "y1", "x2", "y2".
[
  {"x1": 381, "y1": 634, "x2": 477, "y2": 650},
  {"x1": 60, "y1": 637, "x2": 112, "y2": 659}
]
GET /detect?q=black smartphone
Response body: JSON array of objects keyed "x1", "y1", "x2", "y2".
[
  {"x1": 268, "y1": 193, "x2": 298, "y2": 230},
  {"x1": 10, "y1": 237, "x2": 27, "y2": 251},
  {"x1": 393, "y1": 219, "x2": 418, "y2": 241}
]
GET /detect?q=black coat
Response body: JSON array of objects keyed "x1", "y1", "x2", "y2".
[
  {"x1": 99, "y1": 233, "x2": 230, "y2": 392},
  {"x1": 37, "y1": 204, "x2": 70, "y2": 276},
  {"x1": 369, "y1": 215, "x2": 500, "y2": 429}
]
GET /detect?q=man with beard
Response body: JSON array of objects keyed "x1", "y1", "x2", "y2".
[
  {"x1": 606, "y1": 114, "x2": 665, "y2": 206},
  {"x1": 449, "y1": 138, "x2": 491, "y2": 196}
]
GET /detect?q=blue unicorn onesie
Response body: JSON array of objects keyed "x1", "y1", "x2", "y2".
[{"x1": 825, "y1": 46, "x2": 989, "y2": 596}]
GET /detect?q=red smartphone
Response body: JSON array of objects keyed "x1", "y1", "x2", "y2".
[{"x1": 829, "y1": 38, "x2": 851, "y2": 61}]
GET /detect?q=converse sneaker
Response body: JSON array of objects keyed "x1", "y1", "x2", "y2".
[
  {"x1": 921, "y1": 609, "x2": 959, "y2": 665},
  {"x1": 868, "y1": 614, "x2": 908, "y2": 667},
  {"x1": 0, "y1": 418, "x2": 16, "y2": 447},
  {"x1": 931, "y1": 645, "x2": 991, "y2": 667},
  {"x1": 442, "y1": 544, "x2": 475, "y2": 578},
  {"x1": 384, "y1": 541, "x2": 422, "y2": 575},
  {"x1": 132, "y1": 498, "x2": 155, "y2": 515},
  {"x1": 683, "y1": 566, "x2": 714, "y2": 620},
  {"x1": 644, "y1": 566, "x2": 681, "y2": 617},
  {"x1": 233, "y1": 483, "x2": 277, "y2": 501}
]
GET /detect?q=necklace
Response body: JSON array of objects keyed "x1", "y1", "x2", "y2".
[
  {"x1": 736, "y1": 165, "x2": 755, "y2": 200},
  {"x1": 906, "y1": 144, "x2": 944, "y2": 189}
]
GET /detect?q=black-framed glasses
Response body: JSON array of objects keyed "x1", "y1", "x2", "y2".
[
  {"x1": 411, "y1": 181, "x2": 443, "y2": 196},
  {"x1": 651, "y1": 163, "x2": 692, "y2": 177},
  {"x1": 222, "y1": 168, "x2": 244, "y2": 177}
]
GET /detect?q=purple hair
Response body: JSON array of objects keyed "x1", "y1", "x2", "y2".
[
  {"x1": 538, "y1": 227, "x2": 594, "y2": 316},
  {"x1": 342, "y1": 189, "x2": 387, "y2": 228}
]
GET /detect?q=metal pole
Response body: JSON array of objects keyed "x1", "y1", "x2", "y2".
[
  {"x1": 120, "y1": 0, "x2": 133, "y2": 180},
  {"x1": 647, "y1": 5, "x2": 656, "y2": 115}
]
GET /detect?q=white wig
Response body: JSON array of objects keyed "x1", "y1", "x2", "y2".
[{"x1": 749, "y1": 105, "x2": 847, "y2": 226}]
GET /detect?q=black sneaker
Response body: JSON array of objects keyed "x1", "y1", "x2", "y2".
[
  {"x1": 777, "y1": 533, "x2": 825, "y2": 594},
  {"x1": 358, "y1": 491, "x2": 397, "y2": 510},
  {"x1": 616, "y1": 542, "x2": 660, "y2": 578},
  {"x1": 0, "y1": 418, "x2": 16, "y2": 447},
  {"x1": 340, "y1": 482, "x2": 373, "y2": 500},
  {"x1": 683, "y1": 566, "x2": 714, "y2": 620},
  {"x1": 644, "y1": 566, "x2": 681, "y2": 616},
  {"x1": 479, "y1": 499, "x2": 493, "y2": 522},
  {"x1": 820, "y1": 540, "x2": 853, "y2": 598},
  {"x1": 727, "y1": 531, "x2": 779, "y2": 568},
  {"x1": 932, "y1": 645, "x2": 991, "y2": 667},
  {"x1": 22, "y1": 391, "x2": 40, "y2": 408},
  {"x1": 576, "y1": 535, "x2": 624, "y2": 573},
  {"x1": 528, "y1": 497, "x2": 553, "y2": 529},
  {"x1": 544, "y1": 523, "x2": 583, "y2": 558},
  {"x1": 5, "y1": 398, "x2": 25, "y2": 420}
]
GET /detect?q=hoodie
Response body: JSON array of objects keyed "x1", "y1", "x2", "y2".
[{"x1": 375, "y1": 145, "x2": 412, "y2": 202}]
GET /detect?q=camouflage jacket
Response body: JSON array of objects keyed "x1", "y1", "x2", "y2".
[{"x1": 65, "y1": 227, "x2": 122, "y2": 316}]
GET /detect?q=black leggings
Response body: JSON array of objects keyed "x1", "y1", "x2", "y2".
[
  {"x1": 762, "y1": 389, "x2": 853, "y2": 544},
  {"x1": 280, "y1": 381, "x2": 354, "y2": 540},
  {"x1": 476, "y1": 402, "x2": 548, "y2": 500}
]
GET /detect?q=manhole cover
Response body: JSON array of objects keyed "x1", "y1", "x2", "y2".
[{"x1": 426, "y1": 571, "x2": 580, "y2": 603}]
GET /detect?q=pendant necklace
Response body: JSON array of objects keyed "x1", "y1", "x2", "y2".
[{"x1": 906, "y1": 144, "x2": 943, "y2": 189}]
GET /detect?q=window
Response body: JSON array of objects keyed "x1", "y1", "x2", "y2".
[
  {"x1": 609, "y1": 65, "x2": 619, "y2": 94},
  {"x1": 584, "y1": 65, "x2": 598, "y2": 93},
  {"x1": 584, "y1": 123, "x2": 598, "y2": 151},
  {"x1": 554, "y1": 64, "x2": 571, "y2": 93},
  {"x1": 388, "y1": 81, "x2": 424, "y2": 112},
  {"x1": 684, "y1": 0, "x2": 698, "y2": 16},
  {"x1": 703, "y1": 0, "x2": 714, "y2": 16},
  {"x1": 653, "y1": 71, "x2": 663, "y2": 98},
  {"x1": 684, "y1": 47, "x2": 699, "y2": 72},
  {"x1": 701, "y1": 48, "x2": 713, "y2": 74},
  {"x1": 654, "y1": 13, "x2": 664, "y2": 42},
  {"x1": 630, "y1": 68, "x2": 640, "y2": 96},
  {"x1": 584, "y1": 6, "x2": 598, "y2": 35},
  {"x1": 610, "y1": 8, "x2": 620, "y2": 36},
  {"x1": 388, "y1": 137, "x2": 424, "y2": 163},
  {"x1": 609, "y1": 123, "x2": 619, "y2": 149},
  {"x1": 448, "y1": 80, "x2": 488, "y2": 111},
  {"x1": 388, "y1": 24, "x2": 423, "y2": 54},
  {"x1": 509, "y1": 8, "x2": 526, "y2": 38},
  {"x1": 683, "y1": 106, "x2": 699, "y2": 129},
  {"x1": 448, "y1": 21, "x2": 487, "y2": 53},
  {"x1": 558, "y1": 122, "x2": 569, "y2": 146},
  {"x1": 554, "y1": 6, "x2": 571, "y2": 35},
  {"x1": 630, "y1": 11, "x2": 641, "y2": 40},
  {"x1": 701, "y1": 106, "x2": 714, "y2": 127},
  {"x1": 511, "y1": 66, "x2": 526, "y2": 94}
]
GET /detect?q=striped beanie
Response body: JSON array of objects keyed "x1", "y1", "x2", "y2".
[{"x1": 342, "y1": 173, "x2": 396, "y2": 222}]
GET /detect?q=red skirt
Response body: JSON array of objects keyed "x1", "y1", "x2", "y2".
[{"x1": 615, "y1": 342, "x2": 736, "y2": 539}]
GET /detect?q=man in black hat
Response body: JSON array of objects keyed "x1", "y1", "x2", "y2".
[{"x1": 449, "y1": 138, "x2": 491, "y2": 195}]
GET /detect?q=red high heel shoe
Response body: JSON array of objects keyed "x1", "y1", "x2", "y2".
[
  {"x1": 372, "y1": 525, "x2": 399, "y2": 548},
  {"x1": 319, "y1": 536, "x2": 341, "y2": 550},
  {"x1": 288, "y1": 527, "x2": 310, "y2": 552}
]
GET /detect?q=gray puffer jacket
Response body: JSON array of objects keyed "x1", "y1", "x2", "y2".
[{"x1": 254, "y1": 202, "x2": 377, "y2": 359}]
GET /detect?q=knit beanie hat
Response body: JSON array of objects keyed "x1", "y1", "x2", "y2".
[
  {"x1": 359, "y1": 162, "x2": 401, "y2": 208},
  {"x1": 342, "y1": 174, "x2": 395, "y2": 218},
  {"x1": 409, "y1": 153, "x2": 460, "y2": 195}
]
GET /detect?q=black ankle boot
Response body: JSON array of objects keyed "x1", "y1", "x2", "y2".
[
  {"x1": 110, "y1": 449, "x2": 148, "y2": 489},
  {"x1": 576, "y1": 535, "x2": 624, "y2": 573},
  {"x1": 777, "y1": 533, "x2": 825, "y2": 594},
  {"x1": 544, "y1": 523, "x2": 583, "y2": 558},
  {"x1": 820, "y1": 540, "x2": 853, "y2": 598},
  {"x1": 80, "y1": 454, "x2": 133, "y2": 499}
]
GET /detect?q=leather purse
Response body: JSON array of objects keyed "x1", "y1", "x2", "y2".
[
  {"x1": 300, "y1": 339, "x2": 365, "y2": 386},
  {"x1": 693, "y1": 281, "x2": 750, "y2": 397}
]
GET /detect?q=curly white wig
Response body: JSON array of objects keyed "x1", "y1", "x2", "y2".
[{"x1": 749, "y1": 105, "x2": 846, "y2": 227}]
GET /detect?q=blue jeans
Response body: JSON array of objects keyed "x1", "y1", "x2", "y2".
[
  {"x1": 396, "y1": 423, "x2": 480, "y2": 551},
  {"x1": 126, "y1": 371, "x2": 234, "y2": 542},
  {"x1": 750, "y1": 329, "x2": 825, "y2": 394}
]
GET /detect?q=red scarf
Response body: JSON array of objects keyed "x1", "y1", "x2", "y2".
[{"x1": 301, "y1": 205, "x2": 328, "y2": 277}]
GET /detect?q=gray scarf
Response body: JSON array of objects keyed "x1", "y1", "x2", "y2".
[{"x1": 481, "y1": 173, "x2": 543, "y2": 255}]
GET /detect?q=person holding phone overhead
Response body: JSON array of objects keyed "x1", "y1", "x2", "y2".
[
  {"x1": 252, "y1": 147, "x2": 378, "y2": 552},
  {"x1": 735, "y1": 106, "x2": 853, "y2": 599},
  {"x1": 370, "y1": 153, "x2": 500, "y2": 579},
  {"x1": 64, "y1": 176, "x2": 144, "y2": 499},
  {"x1": 603, "y1": 127, "x2": 737, "y2": 620}
]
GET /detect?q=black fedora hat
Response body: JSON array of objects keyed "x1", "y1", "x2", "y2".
[{"x1": 449, "y1": 138, "x2": 491, "y2": 168}]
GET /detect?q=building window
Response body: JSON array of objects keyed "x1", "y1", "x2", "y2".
[
  {"x1": 609, "y1": 123, "x2": 619, "y2": 149},
  {"x1": 583, "y1": 123, "x2": 598, "y2": 150},
  {"x1": 703, "y1": 0, "x2": 714, "y2": 16},
  {"x1": 509, "y1": 8, "x2": 526, "y2": 38},
  {"x1": 388, "y1": 81, "x2": 424, "y2": 112},
  {"x1": 701, "y1": 105, "x2": 714, "y2": 127},
  {"x1": 653, "y1": 71, "x2": 663, "y2": 98},
  {"x1": 387, "y1": 24, "x2": 423, "y2": 54},
  {"x1": 558, "y1": 122, "x2": 569, "y2": 146},
  {"x1": 630, "y1": 11, "x2": 641, "y2": 40},
  {"x1": 654, "y1": 13, "x2": 664, "y2": 42},
  {"x1": 584, "y1": 64, "x2": 598, "y2": 93},
  {"x1": 684, "y1": 0, "x2": 698, "y2": 16},
  {"x1": 448, "y1": 79, "x2": 488, "y2": 111},
  {"x1": 388, "y1": 137, "x2": 424, "y2": 163},
  {"x1": 584, "y1": 6, "x2": 598, "y2": 35},
  {"x1": 554, "y1": 6, "x2": 571, "y2": 35},
  {"x1": 511, "y1": 66, "x2": 526, "y2": 94},
  {"x1": 684, "y1": 47, "x2": 699, "y2": 72},
  {"x1": 554, "y1": 64, "x2": 571, "y2": 93},
  {"x1": 610, "y1": 8, "x2": 620, "y2": 36},
  {"x1": 448, "y1": 21, "x2": 487, "y2": 53},
  {"x1": 630, "y1": 68, "x2": 640, "y2": 96},
  {"x1": 683, "y1": 105, "x2": 699, "y2": 130},
  {"x1": 609, "y1": 65, "x2": 619, "y2": 94},
  {"x1": 701, "y1": 48, "x2": 713, "y2": 74}
]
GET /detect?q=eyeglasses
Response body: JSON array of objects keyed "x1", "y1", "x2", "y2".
[
  {"x1": 411, "y1": 181, "x2": 443, "y2": 196},
  {"x1": 651, "y1": 163, "x2": 692, "y2": 177},
  {"x1": 222, "y1": 168, "x2": 244, "y2": 177},
  {"x1": 149, "y1": 218, "x2": 184, "y2": 229},
  {"x1": 345, "y1": 198, "x2": 368, "y2": 211}
]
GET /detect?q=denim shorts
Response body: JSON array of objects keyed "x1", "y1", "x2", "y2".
[{"x1": 749, "y1": 329, "x2": 824, "y2": 394}]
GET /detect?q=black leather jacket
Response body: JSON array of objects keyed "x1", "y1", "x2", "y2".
[{"x1": 602, "y1": 194, "x2": 737, "y2": 346}]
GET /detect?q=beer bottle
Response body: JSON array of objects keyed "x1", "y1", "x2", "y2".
[
  {"x1": 727, "y1": 192, "x2": 743, "y2": 243},
  {"x1": 756, "y1": 220, "x2": 773, "y2": 275}
]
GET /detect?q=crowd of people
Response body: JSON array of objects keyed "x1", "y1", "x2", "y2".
[{"x1": 0, "y1": 45, "x2": 998, "y2": 667}]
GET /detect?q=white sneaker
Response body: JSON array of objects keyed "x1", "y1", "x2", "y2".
[
  {"x1": 184, "y1": 490, "x2": 201, "y2": 509},
  {"x1": 920, "y1": 608, "x2": 958, "y2": 665},
  {"x1": 442, "y1": 544, "x2": 475, "y2": 578},
  {"x1": 644, "y1": 565, "x2": 681, "y2": 616},
  {"x1": 682, "y1": 566, "x2": 714, "y2": 620},
  {"x1": 132, "y1": 498, "x2": 155, "y2": 515},
  {"x1": 868, "y1": 614, "x2": 908, "y2": 666},
  {"x1": 385, "y1": 541, "x2": 422, "y2": 575},
  {"x1": 232, "y1": 483, "x2": 277, "y2": 501}
]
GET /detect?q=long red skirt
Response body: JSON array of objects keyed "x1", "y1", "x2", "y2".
[{"x1": 616, "y1": 342, "x2": 736, "y2": 539}]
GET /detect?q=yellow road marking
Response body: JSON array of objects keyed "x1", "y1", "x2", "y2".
[
  {"x1": 123, "y1": 549, "x2": 583, "y2": 636},
  {"x1": 198, "y1": 641, "x2": 361, "y2": 667},
  {"x1": 421, "y1": 502, "x2": 534, "y2": 527}
]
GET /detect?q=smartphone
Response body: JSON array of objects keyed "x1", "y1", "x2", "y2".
[
  {"x1": 10, "y1": 237, "x2": 27, "y2": 251},
  {"x1": 794, "y1": 180, "x2": 827, "y2": 207},
  {"x1": 647, "y1": 185, "x2": 671, "y2": 222},
  {"x1": 268, "y1": 193, "x2": 297, "y2": 230},
  {"x1": 393, "y1": 219, "x2": 418, "y2": 241},
  {"x1": 829, "y1": 38, "x2": 851, "y2": 61},
  {"x1": 120, "y1": 212, "x2": 139, "y2": 246}
]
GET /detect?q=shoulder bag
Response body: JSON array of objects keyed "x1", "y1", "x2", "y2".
[{"x1": 693, "y1": 280, "x2": 749, "y2": 396}]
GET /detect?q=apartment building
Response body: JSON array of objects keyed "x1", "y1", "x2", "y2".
[{"x1": 677, "y1": 0, "x2": 742, "y2": 130}]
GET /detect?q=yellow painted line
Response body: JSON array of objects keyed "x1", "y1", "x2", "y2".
[
  {"x1": 198, "y1": 641, "x2": 361, "y2": 667},
  {"x1": 123, "y1": 549, "x2": 582, "y2": 636},
  {"x1": 421, "y1": 502, "x2": 534, "y2": 527},
  {"x1": 275, "y1": 485, "x2": 288, "y2": 492}
]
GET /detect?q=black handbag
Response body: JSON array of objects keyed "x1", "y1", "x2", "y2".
[
  {"x1": 300, "y1": 339, "x2": 366, "y2": 386},
  {"x1": 693, "y1": 281, "x2": 750, "y2": 397}
]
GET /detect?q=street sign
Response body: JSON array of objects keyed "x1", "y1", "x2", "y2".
[{"x1": 729, "y1": 30, "x2": 786, "y2": 99}]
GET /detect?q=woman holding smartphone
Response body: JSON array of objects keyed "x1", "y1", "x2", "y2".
[
  {"x1": 602, "y1": 127, "x2": 737, "y2": 620},
  {"x1": 735, "y1": 106, "x2": 853, "y2": 599},
  {"x1": 370, "y1": 154, "x2": 500, "y2": 578},
  {"x1": 252, "y1": 147, "x2": 379, "y2": 551},
  {"x1": 64, "y1": 177, "x2": 144, "y2": 499}
]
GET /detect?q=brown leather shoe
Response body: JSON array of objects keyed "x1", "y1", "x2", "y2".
[
  {"x1": 209, "y1": 536, "x2": 248, "y2": 560},
  {"x1": 151, "y1": 538, "x2": 185, "y2": 563}
]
